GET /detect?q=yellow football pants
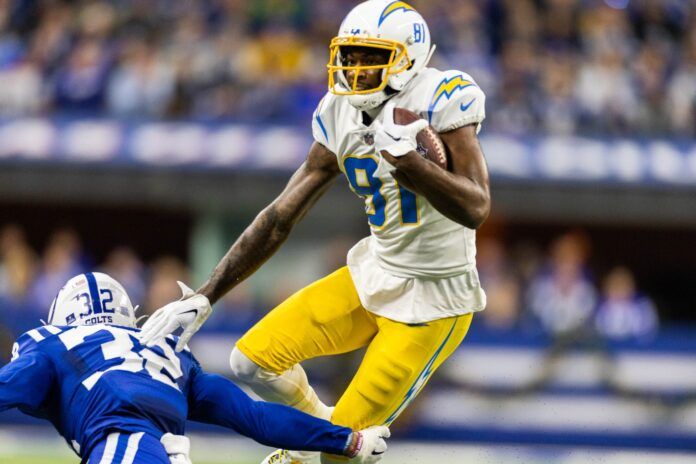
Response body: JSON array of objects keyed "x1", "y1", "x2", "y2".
[{"x1": 236, "y1": 266, "x2": 472, "y2": 430}]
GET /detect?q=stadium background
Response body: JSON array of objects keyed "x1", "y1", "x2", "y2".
[{"x1": 1, "y1": 0, "x2": 696, "y2": 462}]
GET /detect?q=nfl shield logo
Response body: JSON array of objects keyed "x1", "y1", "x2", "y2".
[{"x1": 363, "y1": 133, "x2": 374, "y2": 145}]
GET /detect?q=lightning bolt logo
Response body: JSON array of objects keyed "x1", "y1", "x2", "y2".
[
  {"x1": 383, "y1": 319, "x2": 459, "y2": 425},
  {"x1": 428, "y1": 75, "x2": 475, "y2": 122},
  {"x1": 378, "y1": 1, "x2": 416, "y2": 26}
]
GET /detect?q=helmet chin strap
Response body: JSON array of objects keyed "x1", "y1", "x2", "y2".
[
  {"x1": 424, "y1": 44, "x2": 436, "y2": 68},
  {"x1": 365, "y1": 91, "x2": 399, "y2": 119},
  {"x1": 346, "y1": 89, "x2": 390, "y2": 111},
  {"x1": 346, "y1": 80, "x2": 400, "y2": 112}
]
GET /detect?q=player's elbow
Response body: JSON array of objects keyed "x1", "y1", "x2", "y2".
[
  {"x1": 460, "y1": 194, "x2": 490, "y2": 229},
  {"x1": 468, "y1": 206, "x2": 489, "y2": 229},
  {"x1": 472, "y1": 197, "x2": 491, "y2": 228}
]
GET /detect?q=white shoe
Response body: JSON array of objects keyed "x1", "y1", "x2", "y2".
[
  {"x1": 260, "y1": 449, "x2": 294, "y2": 464},
  {"x1": 260, "y1": 449, "x2": 317, "y2": 464}
]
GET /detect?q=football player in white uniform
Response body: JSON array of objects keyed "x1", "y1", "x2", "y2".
[{"x1": 141, "y1": 1, "x2": 490, "y2": 462}]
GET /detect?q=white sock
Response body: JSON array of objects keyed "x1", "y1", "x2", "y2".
[
  {"x1": 256, "y1": 364, "x2": 333, "y2": 420},
  {"x1": 229, "y1": 347, "x2": 333, "y2": 420}
]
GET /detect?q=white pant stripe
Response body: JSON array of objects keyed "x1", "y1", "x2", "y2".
[
  {"x1": 98, "y1": 432, "x2": 120, "y2": 464},
  {"x1": 120, "y1": 432, "x2": 144, "y2": 464}
]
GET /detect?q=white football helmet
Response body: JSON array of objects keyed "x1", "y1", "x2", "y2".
[
  {"x1": 328, "y1": 0, "x2": 435, "y2": 110},
  {"x1": 48, "y1": 272, "x2": 137, "y2": 328}
]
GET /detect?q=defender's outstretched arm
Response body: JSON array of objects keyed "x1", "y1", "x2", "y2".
[{"x1": 188, "y1": 368, "x2": 389, "y2": 462}]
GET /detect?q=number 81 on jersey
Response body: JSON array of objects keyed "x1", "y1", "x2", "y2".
[{"x1": 343, "y1": 155, "x2": 418, "y2": 228}]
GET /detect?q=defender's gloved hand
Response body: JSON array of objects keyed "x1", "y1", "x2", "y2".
[
  {"x1": 139, "y1": 281, "x2": 212, "y2": 352},
  {"x1": 345, "y1": 425, "x2": 390, "y2": 463},
  {"x1": 160, "y1": 433, "x2": 192, "y2": 464},
  {"x1": 373, "y1": 101, "x2": 428, "y2": 158}
]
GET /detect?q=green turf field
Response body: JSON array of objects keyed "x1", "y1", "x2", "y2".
[
  {"x1": 3, "y1": 459, "x2": 248, "y2": 464},
  {"x1": 0, "y1": 458, "x2": 70, "y2": 464},
  {"x1": 1, "y1": 455, "x2": 257, "y2": 464},
  {"x1": 0, "y1": 453, "x2": 258, "y2": 464},
  {"x1": 1, "y1": 459, "x2": 72, "y2": 464},
  {"x1": 3, "y1": 430, "x2": 696, "y2": 464},
  {"x1": 0, "y1": 428, "x2": 267, "y2": 463}
]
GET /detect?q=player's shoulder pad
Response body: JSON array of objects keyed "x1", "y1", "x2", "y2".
[
  {"x1": 423, "y1": 69, "x2": 486, "y2": 133},
  {"x1": 311, "y1": 92, "x2": 340, "y2": 153},
  {"x1": 12, "y1": 325, "x2": 65, "y2": 360}
]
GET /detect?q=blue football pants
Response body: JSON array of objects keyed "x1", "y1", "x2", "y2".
[{"x1": 88, "y1": 432, "x2": 169, "y2": 464}]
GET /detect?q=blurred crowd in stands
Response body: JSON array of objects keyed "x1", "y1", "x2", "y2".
[
  {"x1": 0, "y1": 223, "x2": 263, "y2": 340},
  {"x1": 477, "y1": 231, "x2": 658, "y2": 339},
  {"x1": 0, "y1": 0, "x2": 694, "y2": 136},
  {"x1": 0, "y1": 223, "x2": 659, "y2": 362}
]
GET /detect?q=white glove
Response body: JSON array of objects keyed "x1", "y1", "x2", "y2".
[
  {"x1": 348, "y1": 425, "x2": 390, "y2": 464},
  {"x1": 160, "y1": 433, "x2": 192, "y2": 464},
  {"x1": 374, "y1": 101, "x2": 429, "y2": 158},
  {"x1": 139, "y1": 281, "x2": 212, "y2": 352},
  {"x1": 372, "y1": 155, "x2": 397, "y2": 179}
]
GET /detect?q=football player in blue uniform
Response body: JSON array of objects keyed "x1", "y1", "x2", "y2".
[{"x1": 0, "y1": 272, "x2": 389, "y2": 463}]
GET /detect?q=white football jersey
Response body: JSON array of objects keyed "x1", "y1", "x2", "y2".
[{"x1": 312, "y1": 67, "x2": 487, "y2": 322}]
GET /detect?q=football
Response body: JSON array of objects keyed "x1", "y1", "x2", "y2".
[
  {"x1": 393, "y1": 107, "x2": 449, "y2": 171},
  {"x1": 387, "y1": 108, "x2": 449, "y2": 194}
]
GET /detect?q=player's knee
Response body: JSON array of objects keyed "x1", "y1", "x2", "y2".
[{"x1": 228, "y1": 347, "x2": 262, "y2": 384}]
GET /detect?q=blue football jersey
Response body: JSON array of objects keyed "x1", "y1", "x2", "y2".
[
  {"x1": 0, "y1": 324, "x2": 353, "y2": 461},
  {"x1": 3, "y1": 324, "x2": 196, "y2": 457}
]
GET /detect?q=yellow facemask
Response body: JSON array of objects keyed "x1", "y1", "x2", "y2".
[{"x1": 327, "y1": 36, "x2": 411, "y2": 95}]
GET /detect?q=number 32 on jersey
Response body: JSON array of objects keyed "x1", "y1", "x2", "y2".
[{"x1": 343, "y1": 154, "x2": 418, "y2": 228}]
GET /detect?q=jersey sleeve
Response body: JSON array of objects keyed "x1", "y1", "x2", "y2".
[
  {"x1": 186, "y1": 361, "x2": 351, "y2": 456},
  {"x1": 426, "y1": 70, "x2": 486, "y2": 134},
  {"x1": 311, "y1": 93, "x2": 338, "y2": 154},
  {"x1": 0, "y1": 332, "x2": 55, "y2": 414}
]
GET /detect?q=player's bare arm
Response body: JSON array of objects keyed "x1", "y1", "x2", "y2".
[
  {"x1": 198, "y1": 142, "x2": 340, "y2": 304},
  {"x1": 139, "y1": 143, "x2": 340, "y2": 349},
  {"x1": 382, "y1": 124, "x2": 490, "y2": 229}
]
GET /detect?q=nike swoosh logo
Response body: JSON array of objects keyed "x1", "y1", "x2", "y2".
[
  {"x1": 384, "y1": 130, "x2": 401, "y2": 141},
  {"x1": 460, "y1": 98, "x2": 476, "y2": 112},
  {"x1": 180, "y1": 309, "x2": 198, "y2": 316}
]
